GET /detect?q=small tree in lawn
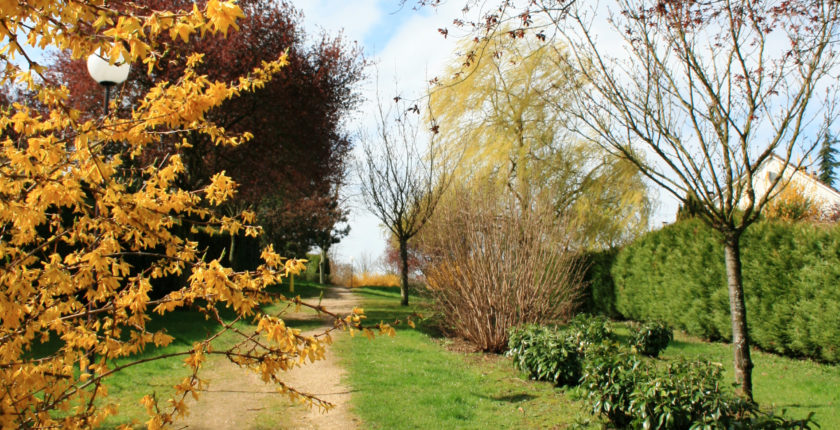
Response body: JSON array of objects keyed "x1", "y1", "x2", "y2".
[
  {"x1": 358, "y1": 97, "x2": 451, "y2": 306},
  {"x1": 547, "y1": 1, "x2": 840, "y2": 401}
]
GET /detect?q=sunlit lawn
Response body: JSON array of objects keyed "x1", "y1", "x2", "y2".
[
  {"x1": 338, "y1": 287, "x2": 839, "y2": 429},
  {"x1": 334, "y1": 286, "x2": 599, "y2": 429}
]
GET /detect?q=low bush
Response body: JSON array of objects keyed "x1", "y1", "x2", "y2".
[
  {"x1": 507, "y1": 316, "x2": 613, "y2": 386},
  {"x1": 507, "y1": 325, "x2": 582, "y2": 386},
  {"x1": 565, "y1": 314, "x2": 613, "y2": 352},
  {"x1": 508, "y1": 319, "x2": 818, "y2": 429},
  {"x1": 629, "y1": 360, "x2": 750, "y2": 429},
  {"x1": 580, "y1": 347, "x2": 818, "y2": 429},
  {"x1": 630, "y1": 321, "x2": 673, "y2": 358},
  {"x1": 579, "y1": 345, "x2": 642, "y2": 428}
]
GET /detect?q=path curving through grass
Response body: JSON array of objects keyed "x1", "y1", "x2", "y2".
[{"x1": 178, "y1": 284, "x2": 362, "y2": 429}]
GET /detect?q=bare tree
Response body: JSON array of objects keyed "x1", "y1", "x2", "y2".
[
  {"x1": 358, "y1": 97, "x2": 452, "y2": 306},
  {"x1": 536, "y1": 1, "x2": 840, "y2": 401}
]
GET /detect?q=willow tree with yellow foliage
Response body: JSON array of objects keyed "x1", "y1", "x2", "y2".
[
  {"x1": 0, "y1": 1, "x2": 385, "y2": 428},
  {"x1": 428, "y1": 33, "x2": 650, "y2": 248}
]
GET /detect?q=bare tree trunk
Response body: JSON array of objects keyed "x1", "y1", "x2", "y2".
[
  {"x1": 400, "y1": 237, "x2": 410, "y2": 306},
  {"x1": 723, "y1": 230, "x2": 754, "y2": 402}
]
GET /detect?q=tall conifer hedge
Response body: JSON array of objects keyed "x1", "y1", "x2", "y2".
[{"x1": 598, "y1": 219, "x2": 840, "y2": 363}]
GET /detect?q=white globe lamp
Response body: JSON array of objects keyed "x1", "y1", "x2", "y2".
[
  {"x1": 86, "y1": 52, "x2": 130, "y2": 115},
  {"x1": 86, "y1": 52, "x2": 129, "y2": 86}
]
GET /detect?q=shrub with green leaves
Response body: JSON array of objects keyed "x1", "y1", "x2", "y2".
[
  {"x1": 565, "y1": 314, "x2": 612, "y2": 351},
  {"x1": 507, "y1": 316, "x2": 614, "y2": 386},
  {"x1": 580, "y1": 349, "x2": 818, "y2": 430},
  {"x1": 580, "y1": 345, "x2": 643, "y2": 428},
  {"x1": 507, "y1": 325, "x2": 582, "y2": 386},
  {"x1": 631, "y1": 321, "x2": 673, "y2": 357},
  {"x1": 629, "y1": 360, "x2": 749, "y2": 430}
]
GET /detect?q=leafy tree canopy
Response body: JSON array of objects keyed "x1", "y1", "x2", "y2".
[
  {"x1": 428, "y1": 33, "x2": 651, "y2": 248},
  {"x1": 0, "y1": 1, "x2": 382, "y2": 428},
  {"x1": 47, "y1": 0, "x2": 365, "y2": 257}
]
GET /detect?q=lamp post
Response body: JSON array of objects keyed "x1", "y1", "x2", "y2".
[
  {"x1": 86, "y1": 52, "x2": 130, "y2": 116},
  {"x1": 82, "y1": 51, "x2": 129, "y2": 375}
]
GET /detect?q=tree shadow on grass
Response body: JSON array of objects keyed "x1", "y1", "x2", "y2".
[
  {"x1": 475, "y1": 393, "x2": 537, "y2": 403},
  {"x1": 775, "y1": 402, "x2": 835, "y2": 410},
  {"x1": 350, "y1": 287, "x2": 445, "y2": 339}
]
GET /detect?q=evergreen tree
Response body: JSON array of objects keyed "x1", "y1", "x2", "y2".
[{"x1": 819, "y1": 132, "x2": 839, "y2": 187}]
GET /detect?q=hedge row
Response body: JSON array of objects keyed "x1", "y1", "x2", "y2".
[{"x1": 591, "y1": 218, "x2": 840, "y2": 363}]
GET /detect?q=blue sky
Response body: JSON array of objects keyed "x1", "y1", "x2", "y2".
[{"x1": 293, "y1": 1, "x2": 466, "y2": 267}]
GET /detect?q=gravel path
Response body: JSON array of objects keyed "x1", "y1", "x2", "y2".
[{"x1": 176, "y1": 286, "x2": 361, "y2": 429}]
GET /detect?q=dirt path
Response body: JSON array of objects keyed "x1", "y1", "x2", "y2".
[{"x1": 176, "y1": 286, "x2": 361, "y2": 430}]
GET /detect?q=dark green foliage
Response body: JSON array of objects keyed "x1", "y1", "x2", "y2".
[
  {"x1": 565, "y1": 314, "x2": 613, "y2": 351},
  {"x1": 612, "y1": 218, "x2": 840, "y2": 363},
  {"x1": 631, "y1": 321, "x2": 673, "y2": 358},
  {"x1": 579, "y1": 345, "x2": 642, "y2": 428},
  {"x1": 580, "y1": 249, "x2": 620, "y2": 317},
  {"x1": 507, "y1": 316, "x2": 612, "y2": 386},
  {"x1": 628, "y1": 360, "x2": 750, "y2": 430},
  {"x1": 508, "y1": 318, "x2": 820, "y2": 429},
  {"x1": 580, "y1": 348, "x2": 818, "y2": 429},
  {"x1": 507, "y1": 325, "x2": 582, "y2": 386},
  {"x1": 818, "y1": 132, "x2": 839, "y2": 187}
]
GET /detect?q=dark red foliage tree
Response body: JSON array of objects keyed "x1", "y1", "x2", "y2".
[
  {"x1": 48, "y1": 0, "x2": 364, "y2": 257},
  {"x1": 383, "y1": 235, "x2": 422, "y2": 277}
]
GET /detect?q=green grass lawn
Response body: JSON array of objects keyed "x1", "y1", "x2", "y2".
[
  {"x1": 338, "y1": 287, "x2": 840, "y2": 429},
  {"x1": 98, "y1": 280, "x2": 329, "y2": 428},
  {"x1": 334, "y1": 287, "x2": 598, "y2": 429},
  {"x1": 89, "y1": 281, "x2": 839, "y2": 429},
  {"x1": 662, "y1": 331, "x2": 840, "y2": 427}
]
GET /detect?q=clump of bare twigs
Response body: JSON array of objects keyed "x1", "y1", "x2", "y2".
[{"x1": 416, "y1": 183, "x2": 585, "y2": 352}]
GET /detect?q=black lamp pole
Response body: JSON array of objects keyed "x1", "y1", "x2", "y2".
[{"x1": 83, "y1": 53, "x2": 129, "y2": 375}]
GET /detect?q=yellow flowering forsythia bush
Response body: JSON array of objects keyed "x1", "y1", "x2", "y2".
[{"x1": 0, "y1": 1, "x2": 387, "y2": 428}]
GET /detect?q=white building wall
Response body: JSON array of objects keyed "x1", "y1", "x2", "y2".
[{"x1": 750, "y1": 157, "x2": 840, "y2": 213}]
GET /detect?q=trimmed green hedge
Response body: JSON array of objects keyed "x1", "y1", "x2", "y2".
[
  {"x1": 609, "y1": 218, "x2": 840, "y2": 363},
  {"x1": 580, "y1": 249, "x2": 620, "y2": 318}
]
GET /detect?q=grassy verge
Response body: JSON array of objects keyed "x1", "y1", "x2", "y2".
[
  {"x1": 334, "y1": 287, "x2": 597, "y2": 429},
  {"x1": 608, "y1": 324, "x2": 838, "y2": 427},
  {"x1": 99, "y1": 280, "x2": 330, "y2": 428},
  {"x1": 339, "y1": 288, "x2": 839, "y2": 429},
  {"x1": 662, "y1": 331, "x2": 839, "y2": 427}
]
